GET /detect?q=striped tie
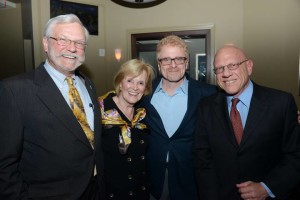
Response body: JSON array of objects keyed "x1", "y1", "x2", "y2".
[{"x1": 66, "y1": 77, "x2": 94, "y2": 147}]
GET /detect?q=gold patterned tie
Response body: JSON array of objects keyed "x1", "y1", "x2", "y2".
[{"x1": 66, "y1": 77, "x2": 94, "y2": 147}]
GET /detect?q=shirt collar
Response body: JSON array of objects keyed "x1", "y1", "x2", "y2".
[
  {"x1": 154, "y1": 77, "x2": 188, "y2": 94},
  {"x1": 227, "y1": 80, "x2": 253, "y2": 108},
  {"x1": 44, "y1": 59, "x2": 76, "y2": 85}
]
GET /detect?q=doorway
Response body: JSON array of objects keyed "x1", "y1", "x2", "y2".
[{"x1": 129, "y1": 26, "x2": 215, "y2": 84}]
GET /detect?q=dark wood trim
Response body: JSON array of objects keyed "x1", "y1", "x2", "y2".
[{"x1": 131, "y1": 30, "x2": 211, "y2": 82}]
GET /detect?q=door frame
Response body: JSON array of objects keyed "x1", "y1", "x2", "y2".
[{"x1": 127, "y1": 24, "x2": 216, "y2": 84}]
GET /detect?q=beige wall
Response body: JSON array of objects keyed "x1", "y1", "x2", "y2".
[
  {"x1": 31, "y1": 0, "x2": 107, "y2": 94},
  {"x1": 31, "y1": 0, "x2": 243, "y2": 95},
  {"x1": 104, "y1": 0, "x2": 243, "y2": 91},
  {"x1": 244, "y1": 0, "x2": 300, "y2": 107},
  {"x1": 30, "y1": 0, "x2": 299, "y2": 107},
  {"x1": 0, "y1": 3, "x2": 25, "y2": 79}
]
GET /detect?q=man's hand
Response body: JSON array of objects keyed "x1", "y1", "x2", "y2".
[{"x1": 236, "y1": 181, "x2": 268, "y2": 200}]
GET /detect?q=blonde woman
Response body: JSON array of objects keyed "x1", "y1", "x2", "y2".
[{"x1": 99, "y1": 59, "x2": 154, "y2": 200}]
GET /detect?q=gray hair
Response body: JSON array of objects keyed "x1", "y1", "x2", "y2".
[{"x1": 43, "y1": 14, "x2": 89, "y2": 42}]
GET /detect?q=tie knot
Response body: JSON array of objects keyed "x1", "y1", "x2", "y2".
[
  {"x1": 66, "y1": 77, "x2": 74, "y2": 86},
  {"x1": 231, "y1": 98, "x2": 240, "y2": 107}
]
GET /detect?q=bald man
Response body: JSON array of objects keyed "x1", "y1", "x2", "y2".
[{"x1": 194, "y1": 45, "x2": 300, "y2": 200}]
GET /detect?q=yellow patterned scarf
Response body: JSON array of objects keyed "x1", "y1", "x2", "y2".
[{"x1": 99, "y1": 91, "x2": 147, "y2": 146}]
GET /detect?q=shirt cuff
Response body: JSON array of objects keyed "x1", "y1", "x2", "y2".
[{"x1": 260, "y1": 182, "x2": 275, "y2": 198}]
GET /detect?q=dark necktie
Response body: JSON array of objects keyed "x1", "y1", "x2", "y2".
[
  {"x1": 230, "y1": 98, "x2": 243, "y2": 145},
  {"x1": 66, "y1": 77, "x2": 94, "y2": 147}
]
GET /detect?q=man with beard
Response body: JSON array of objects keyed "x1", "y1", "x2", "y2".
[
  {"x1": 0, "y1": 14, "x2": 104, "y2": 200},
  {"x1": 142, "y1": 35, "x2": 217, "y2": 200}
]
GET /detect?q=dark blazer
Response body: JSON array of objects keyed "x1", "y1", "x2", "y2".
[
  {"x1": 143, "y1": 75, "x2": 217, "y2": 200},
  {"x1": 0, "y1": 64, "x2": 104, "y2": 200},
  {"x1": 100, "y1": 93, "x2": 150, "y2": 200},
  {"x1": 194, "y1": 82, "x2": 300, "y2": 200}
]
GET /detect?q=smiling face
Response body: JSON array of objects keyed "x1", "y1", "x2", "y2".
[
  {"x1": 158, "y1": 45, "x2": 188, "y2": 84},
  {"x1": 118, "y1": 70, "x2": 147, "y2": 106},
  {"x1": 214, "y1": 46, "x2": 253, "y2": 96},
  {"x1": 42, "y1": 22, "x2": 86, "y2": 76}
]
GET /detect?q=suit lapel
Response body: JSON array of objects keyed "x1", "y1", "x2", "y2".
[
  {"x1": 176, "y1": 81, "x2": 197, "y2": 132},
  {"x1": 76, "y1": 71, "x2": 97, "y2": 109},
  {"x1": 214, "y1": 83, "x2": 267, "y2": 147},
  {"x1": 241, "y1": 85, "x2": 267, "y2": 146},
  {"x1": 213, "y1": 93, "x2": 239, "y2": 147},
  {"x1": 34, "y1": 65, "x2": 92, "y2": 148},
  {"x1": 79, "y1": 72, "x2": 102, "y2": 149},
  {"x1": 144, "y1": 94, "x2": 167, "y2": 135},
  {"x1": 167, "y1": 79, "x2": 200, "y2": 136}
]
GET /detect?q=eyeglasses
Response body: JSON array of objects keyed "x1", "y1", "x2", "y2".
[
  {"x1": 49, "y1": 37, "x2": 87, "y2": 49},
  {"x1": 213, "y1": 59, "x2": 248, "y2": 74},
  {"x1": 158, "y1": 57, "x2": 188, "y2": 65}
]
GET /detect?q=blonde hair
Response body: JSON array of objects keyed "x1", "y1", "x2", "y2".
[
  {"x1": 156, "y1": 35, "x2": 189, "y2": 59},
  {"x1": 114, "y1": 59, "x2": 155, "y2": 96}
]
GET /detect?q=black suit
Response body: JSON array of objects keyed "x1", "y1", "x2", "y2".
[
  {"x1": 0, "y1": 64, "x2": 104, "y2": 200},
  {"x1": 194, "y1": 82, "x2": 300, "y2": 200}
]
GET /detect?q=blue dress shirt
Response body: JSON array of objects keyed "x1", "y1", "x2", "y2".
[{"x1": 151, "y1": 78, "x2": 188, "y2": 138}]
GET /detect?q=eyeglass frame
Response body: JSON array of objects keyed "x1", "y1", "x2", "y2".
[
  {"x1": 158, "y1": 57, "x2": 188, "y2": 65},
  {"x1": 213, "y1": 59, "x2": 248, "y2": 74},
  {"x1": 49, "y1": 37, "x2": 87, "y2": 49}
]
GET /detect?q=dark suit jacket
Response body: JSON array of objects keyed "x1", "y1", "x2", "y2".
[
  {"x1": 142, "y1": 75, "x2": 217, "y2": 200},
  {"x1": 194, "y1": 82, "x2": 300, "y2": 200},
  {"x1": 0, "y1": 63, "x2": 104, "y2": 200}
]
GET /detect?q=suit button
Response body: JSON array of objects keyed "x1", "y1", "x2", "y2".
[
  {"x1": 128, "y1": 174, "x2": 133, "y2": 179},
  {"x1": 141, "y1": 186, "x2": 146, "y2": 190},
  {"x1": 141, "y1": 155, "x2": 145, "y2": 160},
  {"x1": 128, "y1": 191, "x2": 133, "y2": 196},
  {"x1": 140, "y1": 140, "x2": 144, "y2": 144},
  {"x1": 109, "y1": 193, "x2": 114, "y2": 198},
  {"x1": 127, "y1": 157, "x2": 132, "y2": 162}
]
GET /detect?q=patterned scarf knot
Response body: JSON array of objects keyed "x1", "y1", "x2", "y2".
[{"x1": 99, "y1": 91, "x2": 147, "y2": 146}]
